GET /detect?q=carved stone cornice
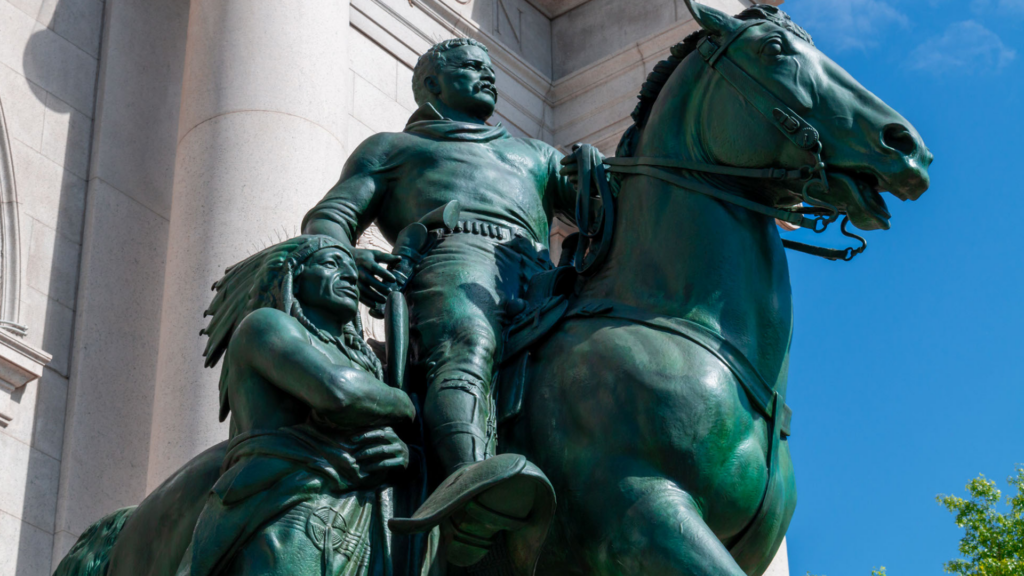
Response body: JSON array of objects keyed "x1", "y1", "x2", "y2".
[{"x1": 0, "y1": 329, "x2": 52, "y2": 427}]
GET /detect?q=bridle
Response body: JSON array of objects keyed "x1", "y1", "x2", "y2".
[{"x1": 573, "y1": 19, "x2": 868, "y2": 276}]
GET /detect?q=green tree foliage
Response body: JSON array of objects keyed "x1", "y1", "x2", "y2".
[{"x1": 937, "y1": 465, "x2": 1024, "y2": 575}]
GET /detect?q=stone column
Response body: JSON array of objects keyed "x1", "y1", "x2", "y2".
[{"x1": 147, "y1": 0, "x2": 350, "y2": 488}]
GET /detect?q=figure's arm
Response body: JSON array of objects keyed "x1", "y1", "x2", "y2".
[
  {"x1": 235, "y1": 308, "x2": 416, "y2": 429},
  {"x1": 302, "y1": 133, "x2": 394, "y2": 245},
  {"x1": 303, "y1": 134, "x2": 402, "y2": 305}
]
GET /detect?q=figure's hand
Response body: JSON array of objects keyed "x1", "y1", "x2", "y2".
[
  {"x1": 559, "y1": 151, "x2": 580, "y2": 188},
  {"x1": 352, "y1": 427, "x2": 409, "y2": 476},
  {"x1": 559, "y1": 143, "x2": 606, "y2": 189},
  {"x1": 354, "y1": 248, "x2": 402, "y2": 306}
]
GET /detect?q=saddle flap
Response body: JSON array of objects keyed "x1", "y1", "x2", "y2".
[{"x1": 501, "y1": 296, "x2": 569, "y2": 364}]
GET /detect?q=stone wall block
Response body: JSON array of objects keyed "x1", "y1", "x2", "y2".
[
  {"x1": 5, "y1": 0, "x2": 57, "y2": 28},
  {"x1": 347, "y1": 116, "x2": 375, "y2": 156},
  {"x1": 49, "y1": 529, "x2": 75, "y2": 573},
  {"x1": 56, "y1": 180, "x2": 169, "y2": 538},
  {"x1": 41, "y1": 91, "x2": 92, "y2": 180},
  {"x1": 18, "y1": 287, "x2": 72, "y2": 377},
  {"x1": 0, "y1": 510, "x2": 54, "y2": 576},
  {"x1": 51, "y1": 0, "x2": 103, "y2": 58},
  {"x1": 0, "y1": 366, "x2": 67, "y2": 460},
  {"x1": 0, "y1": 1, "x2": 97, "y2": 116},
  {"x1": 176, "y1": 0, "x2": 348, "y2": 146},
  {"x1": 10, "y1": 139, "x2": 86, "y2": 243},
  {"x1": 395, "y1": 63, "x2": 417, "y2": 114},
  {"x1": 350, "y1": 30, "x2": 398, "y2": 100},
  {"x1": 0, "y1": 63, "x2": 46, "y2": 151},
  {"x1": 0, "y1": 432, "x2": 59, "y2": 532},
  {"x1": 552, "y1": 0, "x2": 684, "y2": 79},
  {"x1": 26, "y1": 219, "x2": 81, "y2": 309},
  {"x1": 551, "y1": 63, "x2": 645, "y2": 135},
  {"x1": 352, "y1": 74, "x2": 409, "y2": 134},
  {"x1": 86, "y1": 0, "x2": 189, "y2": 218}
]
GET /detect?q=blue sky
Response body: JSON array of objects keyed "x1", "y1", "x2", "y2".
[{"x1": 777, "y1": 0, "x2": 1024, "y2": 574}]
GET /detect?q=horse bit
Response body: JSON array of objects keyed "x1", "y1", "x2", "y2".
[{"x1": 572, "y1": 18, "x2": 868, "y2": 276}]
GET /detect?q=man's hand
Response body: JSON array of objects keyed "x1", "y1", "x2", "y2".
[
  {"x1": 352, "y1": 427, "x2": 410, "y2": 477},
  {"x1": 559, "y1": 143, "x2": 606, "y2": 189},
  {"x1": 558, "y1": 152, "x2": 581, "y2": 188},
  {"x1": 354, "y1": 248, "x2": 402, "y2": 306}
]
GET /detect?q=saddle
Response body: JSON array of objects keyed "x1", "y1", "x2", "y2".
[{"x1": 495, "y1": 245, "x2": 792, "y2": 438}]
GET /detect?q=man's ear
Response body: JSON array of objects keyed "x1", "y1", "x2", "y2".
[{"x1": 424, "y1": 75, "x2": 442, "y2": 97}]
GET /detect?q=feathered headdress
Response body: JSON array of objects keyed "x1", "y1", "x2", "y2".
[{"x1": 201, "y1": 235, "x2": 383, "y2": 421}]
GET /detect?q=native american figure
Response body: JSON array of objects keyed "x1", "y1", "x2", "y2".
[{"x1": 54, "y1": 236, "x2": 422, "y2": 576}]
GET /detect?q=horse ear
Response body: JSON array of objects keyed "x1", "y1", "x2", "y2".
[{"x1": 682, "y1": 0, "x2": 743, "y2": 36}]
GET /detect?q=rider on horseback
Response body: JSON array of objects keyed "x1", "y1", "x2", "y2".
[{"x1": 303, "y1": 38, "x2": 572, "y2": 569}]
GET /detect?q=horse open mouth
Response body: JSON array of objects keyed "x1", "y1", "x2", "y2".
[{"x1": 827, "y1": 170, "x2": 892, "y2": 231}]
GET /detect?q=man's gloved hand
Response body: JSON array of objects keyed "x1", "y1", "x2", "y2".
[{"x1": 354, "y1": 248, "x2": 402, "y2": 306}]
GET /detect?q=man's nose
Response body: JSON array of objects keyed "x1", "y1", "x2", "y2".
[{"x1": 482, "y1": 68, "x2": 496, "y2": 82}]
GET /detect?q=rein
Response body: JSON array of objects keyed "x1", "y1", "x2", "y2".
[{"x1": 574, "y1": 19, "x2": 868, "y2": 273}]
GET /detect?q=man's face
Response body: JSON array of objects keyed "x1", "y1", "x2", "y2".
[
  {"x1": 432, "y1": 45, "x2": 497, "y2": 121},
  {"x1": 295, "y1": 248, "x2": 360, "y2": 321}
]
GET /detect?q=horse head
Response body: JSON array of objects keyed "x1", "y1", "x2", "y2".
[{"x1": 639, "y1": 1, "x2": 933, "y2": 231}]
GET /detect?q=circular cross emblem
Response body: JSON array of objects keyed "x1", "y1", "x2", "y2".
[{"x1": 306, "y1": 506, "x2": 349, "y2": 553}]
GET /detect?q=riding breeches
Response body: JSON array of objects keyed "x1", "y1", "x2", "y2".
[{"x1": 406, "y1": 230, "x2": 552, "y2": 475}]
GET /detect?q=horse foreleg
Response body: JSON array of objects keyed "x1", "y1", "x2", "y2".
[{"x1": 595, "y1": 477, "x2": 746, "y2": 576}]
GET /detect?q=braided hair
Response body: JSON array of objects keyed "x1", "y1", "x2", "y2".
[{"x1": 202, "y1": 235, "x2": 383, "y2": 421}]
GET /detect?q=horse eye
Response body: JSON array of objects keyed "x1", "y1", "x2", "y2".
[{"x1": 763, "y1": 40, "x2": 783, "y2": 58}]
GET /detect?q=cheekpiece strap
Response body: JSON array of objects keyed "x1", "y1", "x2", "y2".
[{"x1": 697, "y1": 23, "x2": 820, "y2": 152}]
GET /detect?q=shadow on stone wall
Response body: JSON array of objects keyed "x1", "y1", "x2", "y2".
[{"x1": 16, "y1": 0, "x2": 104, "y2": 572}]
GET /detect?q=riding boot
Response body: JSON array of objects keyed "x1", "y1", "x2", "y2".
[
  {"x1": 425, "y1": 376, "x2": 539, "y2": 566},
  {"x1": 426, "y1": 375, "x2": 496, "y2": 474}
]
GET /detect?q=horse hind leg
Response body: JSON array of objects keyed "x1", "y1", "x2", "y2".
[{"x1": 593, "y1": 477, "x2": 746, "y2": 576}]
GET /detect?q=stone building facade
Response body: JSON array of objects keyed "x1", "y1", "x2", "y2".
[{"x1": 0, "y1": 0, "x2": 788, "y2": 574}]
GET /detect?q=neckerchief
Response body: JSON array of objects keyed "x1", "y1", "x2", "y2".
[{"x1": 404, "y1": 103, "x2": 510, "y2": 143}]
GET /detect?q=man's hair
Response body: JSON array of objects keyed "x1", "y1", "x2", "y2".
[{"x1": 412, "y1": 38, "x2": 490, "y2": 106}]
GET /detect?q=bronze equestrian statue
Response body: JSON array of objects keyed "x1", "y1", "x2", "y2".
[{"x1": 52, "y1": 3, "x2": 932, "y2": 576}]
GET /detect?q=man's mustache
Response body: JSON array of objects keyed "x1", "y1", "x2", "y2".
[{"x1": 475, "y1": 82, "x2": 498, "y2": 100}]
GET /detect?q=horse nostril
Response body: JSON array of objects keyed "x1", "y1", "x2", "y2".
[{"x1": 882, "y1": 124, "x2": 917, "y2": 156}]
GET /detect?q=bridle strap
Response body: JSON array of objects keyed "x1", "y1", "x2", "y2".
[
  {"x1": 607, "y1": 163, "x2": 820, "y2": 230},
  {"x1": 591, "y1": 21, "x2": 869, "y2": 262},
  {"x1": 697, "y1": 27, "x2": 821, "y2": 152},
  {"x1": 604, "y1": 155, "x2": 807, "y2": 182}
]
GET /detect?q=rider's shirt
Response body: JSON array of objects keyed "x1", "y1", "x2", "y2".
[{"x1": 302, "y1": 104, "x2": 577, "y2": 245}]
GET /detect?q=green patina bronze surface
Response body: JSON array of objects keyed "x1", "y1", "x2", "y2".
[
  {"x1": 55, "y1": 237, "x2": 421, "y2": 576},
  {"x1": 498, "y1": 3, "x2": 930, "y2": 575},
  {"x1": 54, "y1": 3, "x2": 933, "y2": 576}
]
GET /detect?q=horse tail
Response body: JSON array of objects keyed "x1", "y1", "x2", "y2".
[{"x1": 52, "y1": 506, "x2": 136, "y2": 576}]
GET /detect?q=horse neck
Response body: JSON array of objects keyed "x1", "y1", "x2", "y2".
[{"x1": 579, "y1": 79, "x2": 795, "y2": 390}]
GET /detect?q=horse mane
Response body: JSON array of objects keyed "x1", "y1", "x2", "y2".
[{"x1": 615, "y1": 4, "x2": 814, "y2": 158}]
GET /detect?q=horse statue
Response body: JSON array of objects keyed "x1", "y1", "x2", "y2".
[
  {"x1": 496, "y1": 2, "x2": 931, "y2": 575},
  {"x1": 51, "y1": 3, "x2": 931, "y2": 576}
]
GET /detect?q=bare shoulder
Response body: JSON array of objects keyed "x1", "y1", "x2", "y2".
[{"x1": 232, "y1": 307, "x2": 306, "y2": 351}]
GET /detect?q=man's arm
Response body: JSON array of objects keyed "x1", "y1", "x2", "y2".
[
  {"x1": 302, "y1": 133, "x2": 394, "y2": 243},
  {"x1": 303, "y1": 134, "x2": 403, "y2": 305},
  {"x1": 235, "y1": 308, "x2": 416, "y2": 429}
]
